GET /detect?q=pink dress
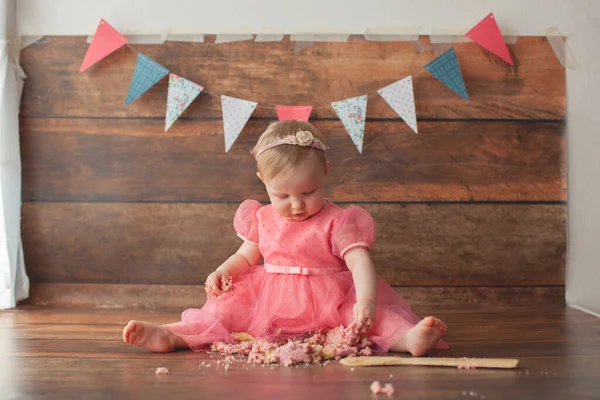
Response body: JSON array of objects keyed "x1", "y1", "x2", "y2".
[{"x1": 167, "y1": 199, "x2": 448, "y2": 352}]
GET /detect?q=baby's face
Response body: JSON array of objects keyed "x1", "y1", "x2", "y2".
[{"x1": 262, "y1": 155, "x2": 328, "y2": 221}]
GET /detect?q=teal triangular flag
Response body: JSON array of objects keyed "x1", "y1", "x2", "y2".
[
  {"x1": 424, "y1": 48, "x2": 469, "y2": 101},
  {"x1": 125, "y1": 53, "x2": 169, "y2": 106}
]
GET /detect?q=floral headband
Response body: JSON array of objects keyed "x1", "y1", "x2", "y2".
[{"x1": 255, "y1": 130, "x2": 330, "y2": 159}]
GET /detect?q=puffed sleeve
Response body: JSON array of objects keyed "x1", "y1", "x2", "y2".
[
  {"x1": 233, "y1": 200, "x2": 261, "y2": 245},
  {"x1": 331, "y1": 206, "x2": 376, "y2": 259}
]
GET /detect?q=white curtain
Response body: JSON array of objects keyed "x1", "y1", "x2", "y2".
[{"x1": 0, "y1": 31, "x2": 29, "y2": 308}]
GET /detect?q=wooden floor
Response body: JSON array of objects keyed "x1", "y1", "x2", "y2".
[{"x1": 2, "y1": 306, "x2": 599, "y2": 400}]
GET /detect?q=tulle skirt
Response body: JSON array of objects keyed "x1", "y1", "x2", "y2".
[{"x1": 166, "y1": 266, "x2": 448, "y2": 352}]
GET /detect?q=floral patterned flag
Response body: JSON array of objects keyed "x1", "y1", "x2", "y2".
[
  {"x1": 377, "y1": 76, "x2": 418, "y2": 134},
  {"x1": 331, "y1": 95, "x2": 368, "y2": 153},
  {"x1": 221, "y1": 95, "x2": 258, "y2": 153},
  {"x1": 165, "y1": 73, "x2": 204, "y2": 131},
  {"x1": 125, "y1": 53, "x2": 169, "y2": 106}
]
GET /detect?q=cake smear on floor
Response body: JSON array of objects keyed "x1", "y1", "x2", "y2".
[{"x1": 210, "y1": 320, "x2": 373, "y2": 366}]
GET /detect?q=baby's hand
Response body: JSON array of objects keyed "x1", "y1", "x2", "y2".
[
  {"x1": 205, "y1": 271, "x2": 233, "y2": 299},
  {"x1": 352, "y1": 299, "x2": 377, "y2": 334}
]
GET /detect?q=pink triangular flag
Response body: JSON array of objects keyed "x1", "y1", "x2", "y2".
[
  {"x1": 80, "y1": 19, "x2": 128, "y2": 72},
  {"x1": 465, "y1": 12, "x2": 514, "y2": 65},
  {"x1": 275, "y1": 106, "x2": 312, "y2": 121}
]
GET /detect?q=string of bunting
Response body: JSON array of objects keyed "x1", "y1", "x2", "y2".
[{"x1": 79, "y1": 13, "x2": 514, "y2": 153}]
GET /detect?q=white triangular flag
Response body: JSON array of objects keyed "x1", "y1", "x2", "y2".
[
  {"x1": 221, "y1": 95, "x2": 257, "y2": 153},
  {"x1": 331, "y1": 95, "x2": 368, "y2": 153},
  {"x1": 165, "y1": 73, "x2": 204, "y2": 131},
  {"x1": 377, "y1": 76, "x2": 418, "y2": 134}
]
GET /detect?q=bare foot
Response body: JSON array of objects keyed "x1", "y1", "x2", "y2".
[
  {"x1": 392, "y1": 316, "x2": 447, "y2": 356},
  {"x1": 123, "y1": 320, "x2": 186, "y2": 353}
]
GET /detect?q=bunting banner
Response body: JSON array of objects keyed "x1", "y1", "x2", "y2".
[
  {"x1": 76, "y1": 15, "x2": 544, "y2": 152},
  {"x1": 377, "y1": 76, "x2": 418, "y2": 134},
  {"x1": 424, "y1": 48, "x2": 470, "y2": 101},
  {"x1": 165, "y1": 73, "x2": 204, "y2": 131},
  {"x1": 80, "y1": 19, "x2": 128, "y2": 72},
  {"x1": 222, "y1": 95, "x2": 258, "y2": 152},
  {"x1": 331, "y1": 95, "x2": 368, "y2": 153},
  {"x1": 275, "y1": 105, "x2": 313, "y2": 121},
  {"x1": 125, "y1": 53, "x2": 170, "y2": 106},
  {"x1": 465, "y1": 12, "x2": 514, "y2": 65}
]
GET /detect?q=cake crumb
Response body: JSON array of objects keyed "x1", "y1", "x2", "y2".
[
  {"x1": 370, "y1": 381, "x2": 382, "y2": 394},
  {"x1": 221, "y1": 276, "x2": 233, "y2": 293},
  {"x1": 207, "y1": 276, "x2": 234, "y2": 299},
  {"x1": 457, "y1": 358, "x2": 480, "y2": 369},
  {"x1": 155, "y1": 367, "x2": 169, "y2": 376},
  {"x1": 370, "y1": 381, "x2": 394, "y2": 396},
  {"x1": 383, "y1": 384, "x2": 394, "y2": 396}
]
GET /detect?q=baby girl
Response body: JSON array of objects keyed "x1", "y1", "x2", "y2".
[{"x1": 123, "y1": 120, "x2": 447, "y2": 356}]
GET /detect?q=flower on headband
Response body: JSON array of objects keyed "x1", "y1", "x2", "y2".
[
  {"x1": 296, "y1": 130, "x2": 314, "y2": 146},
  {"x1": 255, "y1": 130, "x2": 329, "y2": 159}
]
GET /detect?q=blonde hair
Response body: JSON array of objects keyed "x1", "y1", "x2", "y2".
[{"x1": 252, "y1": 120, "x2": 328, "y2": 180}]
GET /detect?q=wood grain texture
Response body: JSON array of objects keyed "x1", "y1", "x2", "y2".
[
  {"x1": 19, "y1": 36, "x2": 565, "y2": 120},
  {"x1": 4, "y1": 308, "x2": 593, "y2": 343},
  {"x1": 20, "y1": 283, "x2": 565, "y2": 312},
  {"x1": 21, "y1": 202, "x2": 566, "y2": 286},
  {"x1": 20, "y1": 118, "x2": 566, "y2": 202},
  {"x1": 2, "y1": 307, "x2": 599, "y2": 400},
  {"x1": 18, "y1": 35, "x2": 567, "y2": 300}
]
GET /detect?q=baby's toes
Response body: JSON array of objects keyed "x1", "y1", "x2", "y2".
[
  {"x1": 433, "y1": 318, "x2": 447, "y2": 332},
  {"x1": 123, "y1": 321, "x2": 135, "y2": 342},
  {"x1": 422, "y1": 316, "x2": 436, "y2": 327}
]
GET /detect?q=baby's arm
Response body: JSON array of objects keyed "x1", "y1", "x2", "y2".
[
  {"x1": 344, "y1": 247, "x2": 378, "y2": 330},
  {"x1": 206, "y1": 242, "x2": 262, "y2": 297}
]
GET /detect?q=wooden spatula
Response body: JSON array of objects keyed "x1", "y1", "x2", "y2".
[{"x1": 340, "y1": 356, "x2": 519, "y2": 369}]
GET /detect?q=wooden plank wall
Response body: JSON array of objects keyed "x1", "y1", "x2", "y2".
[{"x1": 18, "y1": 36, "x2": 566, "y2": 309}]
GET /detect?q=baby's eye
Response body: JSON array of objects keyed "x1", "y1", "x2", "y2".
[
  {"x1": 275, "y1": 194, "x2": 288, "y2": 199},
  {"x1": 303, "y1": 189, "x2": 316, "y2": 195}
]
